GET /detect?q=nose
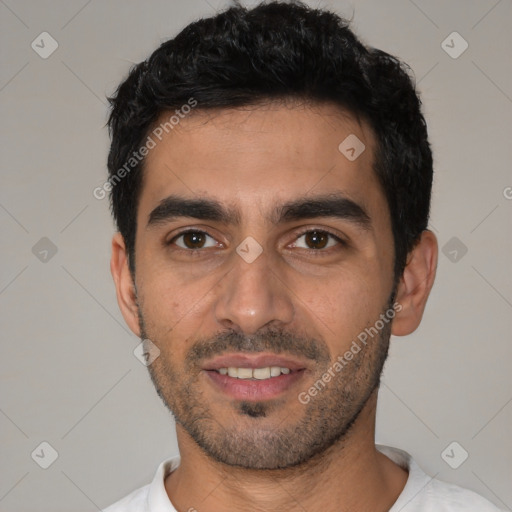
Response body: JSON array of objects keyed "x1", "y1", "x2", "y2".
[{"x1": 214, "y1": 248, "x2": 295, "y2": 335}]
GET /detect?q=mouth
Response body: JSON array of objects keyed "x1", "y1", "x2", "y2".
[
  {"x1": 215, "y1": 366, "x2": 293, "y2": 379},
  {"x1": 202, "y1": 353, "x2": 309, "y2": 401}
]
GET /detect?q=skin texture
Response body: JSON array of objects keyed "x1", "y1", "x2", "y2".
[{"x1": 111, "y1": 102, "x2": 438, "y2": 512}]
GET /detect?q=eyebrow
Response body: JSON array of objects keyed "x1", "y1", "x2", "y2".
[
  {"x1": 275, "y1": 194, "x2": 371, "y2": 230},
  {"x1": 147, "y1": 193, "x2": 371, "y2": 231},
  {"x1": 147, "y1": 195, "x2": 241, "y2": 227}
]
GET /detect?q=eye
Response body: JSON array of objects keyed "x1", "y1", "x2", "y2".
[
  {"x1": 171, "y1": 230, "x2": 219, "y2": 250},
  {"x1": 292, "y1": 230, "x2": 343, "y2": 250}
]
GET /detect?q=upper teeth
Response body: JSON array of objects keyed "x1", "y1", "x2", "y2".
[{"x1": 217, "y1": 367, "x2": 291, "y2": 379}]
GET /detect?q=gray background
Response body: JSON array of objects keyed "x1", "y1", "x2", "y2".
[{"x1": 1, "y1": 0, "x2": 511, "y2": 510}]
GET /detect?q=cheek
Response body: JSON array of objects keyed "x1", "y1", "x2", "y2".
[
  {"x1": 306, "y1": 268, "x2": 389, "y2": 344},
  {"x1": 137, "y1": 265, "x2": 214, "y2": 345}
]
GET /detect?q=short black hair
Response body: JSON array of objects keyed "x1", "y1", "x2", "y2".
[{"x1": 107, "y1": 0, "x2": 433, "y2": 279}]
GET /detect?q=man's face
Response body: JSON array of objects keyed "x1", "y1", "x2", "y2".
[{"x1": 132, "y1": 103, "x2": 396, "y2": 469}]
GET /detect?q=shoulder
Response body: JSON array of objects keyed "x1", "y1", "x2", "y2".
[
  {"x1": 420, "y1": 477, "x2": 504, "y2": 511},
  {"x1": 103, "y1": 455, "x2": 181, "y2": 512},
  {"x1": 101, "y1": 455, "x2": 180, "y2": 512},
  {"x1": 102, "y1": 484, "x2": 150, "y2": 512},
  {"x1": 378, "y1": 445, "x2": 503, "y2": 512}
]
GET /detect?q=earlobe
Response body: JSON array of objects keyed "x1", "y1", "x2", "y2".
[
  {"x1": 391, "y1": 230, "x2": 438, "y2": 337},
  {"x1": 110, "y1": 233, "x2": 141, "y2": 337}
]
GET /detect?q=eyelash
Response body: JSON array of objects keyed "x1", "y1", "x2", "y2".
[{"x1": 167, "y1": 228, "x2": 347, "y2": 255}]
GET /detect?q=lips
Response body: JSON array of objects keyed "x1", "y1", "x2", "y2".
[
  {"x1": 202, "y1": 353, "x2": 309, "y2": 401},
  {"x1": 202, "y1": 353, "x2": 309, "y2": 372}
]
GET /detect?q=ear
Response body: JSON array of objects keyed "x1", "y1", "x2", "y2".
[
  {"x1": 392, "y1": 230, "x2": 438, "y2": 336},
  {"x1": 110, "y1": 233, "x2": 141, "y2": 337}
]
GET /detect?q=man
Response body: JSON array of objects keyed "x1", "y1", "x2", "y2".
[{"x1": 104, "y1": 2, "x2": 502, "y2": 511}]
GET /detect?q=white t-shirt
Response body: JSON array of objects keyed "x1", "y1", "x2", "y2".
[{"x1": 103, "y1": 445, "x2": 503, "y2": 511}]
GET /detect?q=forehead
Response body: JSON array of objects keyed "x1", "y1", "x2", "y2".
[{"x1": 139, "y1": 102, "x2": 385, "y2": 222}]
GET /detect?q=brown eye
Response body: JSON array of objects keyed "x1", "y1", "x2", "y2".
[
  {"x1": 304, "y1": 231, "x2": 329, "y2": 249},
  {"x1": 173, "y1": 231, "x2": 217, "y2": 250},
  {"x1": 294, "y1": 230, "x2": 340, "y2": 250}
]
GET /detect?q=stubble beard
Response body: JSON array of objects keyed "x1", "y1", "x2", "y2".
[{"x1": 139, "y1": 300, "x2": 393, "y2": 470}]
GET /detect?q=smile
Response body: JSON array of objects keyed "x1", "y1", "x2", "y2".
[{"x1": 216, "y1": 366, "x2": 291, "y2": 379}]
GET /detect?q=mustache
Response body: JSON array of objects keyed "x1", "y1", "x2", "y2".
[{"x1": 185, "y1": 327, "x2": 331, "y2": 369}]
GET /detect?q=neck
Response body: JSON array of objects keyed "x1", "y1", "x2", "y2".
[{"x1": 165, "y1": 391, "x2": 408, "y2": 512}]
